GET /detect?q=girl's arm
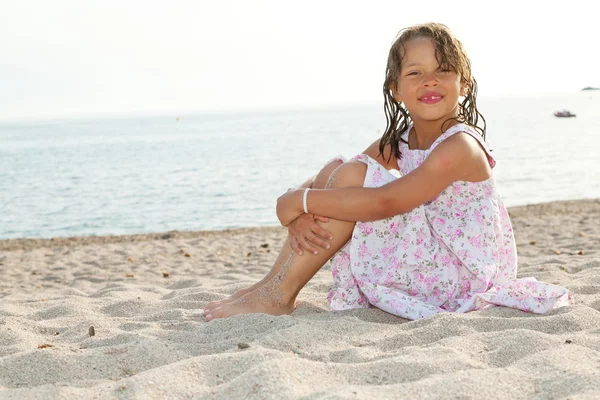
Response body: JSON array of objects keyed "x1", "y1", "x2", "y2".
[{"x1": 277, "y1": 132, "x2": 491, "y2": 225}]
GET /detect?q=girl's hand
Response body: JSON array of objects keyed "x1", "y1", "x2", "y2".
[
  {"x1": 276, "y1": 189, "x2": 304, "y2": 226},
  {"x1": 287, "y1": 214, "x2": 333, "y2": 256}
]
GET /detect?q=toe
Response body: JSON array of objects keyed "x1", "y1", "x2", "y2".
[
  {"x1": 208, "y1": 307, "x2": 226, "y2": 320},
  {"x1": 204, "y1": 299, "x2": 228, "y2": 314},
  {"x1": 205, "y1": 300, "x2": 220, "y2": 309}
]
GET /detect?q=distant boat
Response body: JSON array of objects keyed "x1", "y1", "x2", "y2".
[
  {"x1": 554, "y1": 110, "x2": 576, "y2": 118},
  {"x1": 581, "y1": 87, "x2": 600, "y2": 91}
]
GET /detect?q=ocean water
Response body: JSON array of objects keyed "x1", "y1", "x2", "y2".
[{"x1": 1, "y1": 92, "x2": 599, "y2": 239}]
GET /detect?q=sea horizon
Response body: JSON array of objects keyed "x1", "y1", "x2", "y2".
[{"x1": 1, "y1": 89, "x2": 594, "y2": 125}]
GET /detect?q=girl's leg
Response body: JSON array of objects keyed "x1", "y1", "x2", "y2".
[
  {"x1": 205, "y1": 160, "x2": 367, "y2": 321},
  {"x1": 203, "y1": 157, "x2": 344, "y2": 314}
]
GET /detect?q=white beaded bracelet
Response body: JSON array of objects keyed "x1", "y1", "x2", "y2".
[{"x1": 302, "y1": 188, "x2": 310, "y2": 214}]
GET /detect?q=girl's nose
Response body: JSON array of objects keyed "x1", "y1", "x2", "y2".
[{"x1": 422, "y1": 73, "x2": 439, "y2": 86}]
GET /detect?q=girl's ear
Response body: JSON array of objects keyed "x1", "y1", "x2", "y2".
[
  {"x1": 390, "y1": 83, "x2": 402, "y2": 103},
  {"x1": 460, "y1": 82, "x2": 468, "y2": 97}
]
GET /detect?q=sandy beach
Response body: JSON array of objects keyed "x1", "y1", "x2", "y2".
[{"x1": 1, "y1": 199, "x2": 599, "y2": 399}]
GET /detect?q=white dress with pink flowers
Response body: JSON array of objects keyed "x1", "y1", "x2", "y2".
[{"x1": 327, "y1": 123, "x2": 572, "y2": 320}]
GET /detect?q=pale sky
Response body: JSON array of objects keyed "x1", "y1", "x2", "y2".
[{"x1": 1, "y1": 0, "x2": 597, "y2": 121}]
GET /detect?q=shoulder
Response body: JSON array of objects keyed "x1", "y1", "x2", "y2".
[
  {"x1": 429, "y1": 131, "x2": 481, "y2": 165},
  {"x1": 425, "y1": 129, "x2": 491, "y2": 180}
]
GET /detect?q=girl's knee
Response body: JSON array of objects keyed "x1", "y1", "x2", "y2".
[
  {"x1": 313, "y1": 158, "x2": 345, "y2": 189},
  {"x1": 326, "y1": 160, "x2": 367, "y2": 189}
]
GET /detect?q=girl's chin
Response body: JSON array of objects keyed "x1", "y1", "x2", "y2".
[{"x1": 411, "y1": 112, "x2": 456, "y2": 122}]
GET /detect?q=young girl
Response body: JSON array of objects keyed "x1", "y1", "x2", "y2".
[{"x1": 204, "y1": 22, "x2": 571, "y2": 321}]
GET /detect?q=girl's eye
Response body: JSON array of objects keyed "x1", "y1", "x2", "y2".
[
  {"x1": 407, "y1": 71, "x2": 419, "y2": 76},
  {"x1": 437, "y1": 69, "x2": 452, "y2": 74}
]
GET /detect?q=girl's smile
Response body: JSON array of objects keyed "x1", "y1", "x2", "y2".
[{"x1": 418, "y1": 91, "x2": 444, "y2": 104}]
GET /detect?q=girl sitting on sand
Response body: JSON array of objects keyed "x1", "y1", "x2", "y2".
[{"x1": 204, "y1": 22, "x2": 571, "y2": 321}]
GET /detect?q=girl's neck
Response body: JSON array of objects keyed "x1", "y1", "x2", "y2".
[{"x1": 409, "y1": 118, "x2": 458, "y2": 150}]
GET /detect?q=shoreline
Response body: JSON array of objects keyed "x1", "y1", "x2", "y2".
[{"x1": 2, "y1": 198, "x2": 599, "y2": 252}]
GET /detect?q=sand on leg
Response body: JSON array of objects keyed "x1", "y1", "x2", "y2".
[
  {"x1": 205, "y1": 160, "x2": 367, "y2": 320},
  {"x1": 203, "y1": 157, "x2": 344, "y2": 315}
]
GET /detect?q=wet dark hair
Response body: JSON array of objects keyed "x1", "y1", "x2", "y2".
[{"x1": 379, "y1": 22, "x2": 486, "y2": 161}]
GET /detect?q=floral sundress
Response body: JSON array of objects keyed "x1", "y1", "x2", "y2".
[{"x1": 327, "y1": 123, "x2": 572, "y2": 320}]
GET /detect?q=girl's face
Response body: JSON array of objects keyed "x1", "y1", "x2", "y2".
[{"x1": 393, "y1": 37, "x2": 463, "y2": 124}]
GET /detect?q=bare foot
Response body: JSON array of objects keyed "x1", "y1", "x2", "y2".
[
  {"x1": 205, "y1": 246, "x2": 299, "y2": 318},
  {"x1": 203, "y1": 283, "x2": 261, "y2": 315},
  {"x1": 205, "y1": 285, "x2": 295, "y2": 321},
  {"x1": 203, "y1": 251, "x2": 295, "y2": 315}
]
